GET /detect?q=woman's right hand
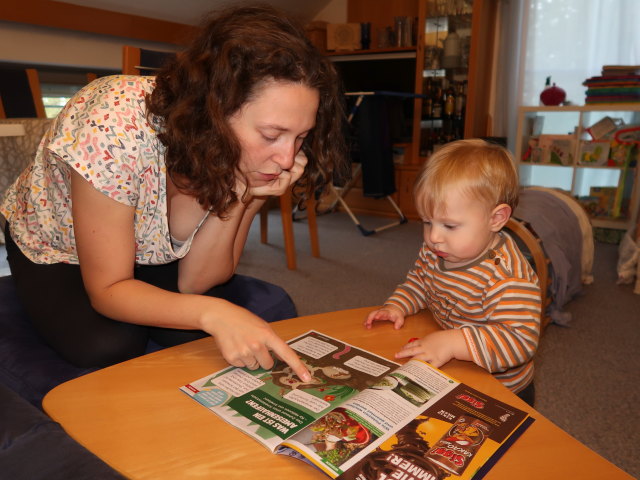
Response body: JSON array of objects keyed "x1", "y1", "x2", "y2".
[
  {"x1": 71, "y1": 169, "x2": 309, "y2": 381},
  {"x1": 203, "y1": 303, "x2": 311, "y2": 381}
]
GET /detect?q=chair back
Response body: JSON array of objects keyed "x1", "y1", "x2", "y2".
[
  {"x1": 122, "y1": 46, "x2": 176, "y2": 75},
  {"x1": 0, "y1": 68, "x2": 46, "y2": 119},
  {"x1": 504, "y1": 217, "x2": 552, "y2": 332}
]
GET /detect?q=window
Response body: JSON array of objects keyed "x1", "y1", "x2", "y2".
[
  {"x1": 492, "y1": 0, "x2": 640, "y2": 150},
  {"x1": 36, "y1": 68, "x2": 116, "y2": 118},
  {"x1": 40, "y1": 82, "x2": 85, "y2": 118},
  {"x1": 522, "y1": 0, "x2": 640, "y2": 106}
]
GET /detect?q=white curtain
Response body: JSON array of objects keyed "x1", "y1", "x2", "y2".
[
  {"x1": 491, "y1": 0, "x2": 640, "y2": 151},
  {"x1": 490, "y1": 0, "x2": 528, "y2": 151},
  {"x1": 522, "y1": 0, "x2": 640, "y2": 106}
]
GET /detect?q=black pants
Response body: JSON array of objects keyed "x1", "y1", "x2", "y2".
[
  {"x1": 516, "y1": 381, "x2": 536, "y2": 407},
  {"x1": 5, "y1": 225, "x2": 296, "y2": 369}
]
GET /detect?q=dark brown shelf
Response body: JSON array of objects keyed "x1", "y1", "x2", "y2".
[{"x1": 326, "y1": 46, "x2": 417, "y2": 56}]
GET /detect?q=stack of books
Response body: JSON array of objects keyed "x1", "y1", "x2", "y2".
[{"x1": 583, "y1": 65, "x2": 640, "y2": 104}]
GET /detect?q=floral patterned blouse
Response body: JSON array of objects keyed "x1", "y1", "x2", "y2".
[{"x1": 1, "y1": 75, "x2": 197, "y2": 265}]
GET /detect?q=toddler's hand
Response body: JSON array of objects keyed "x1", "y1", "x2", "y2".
[
  {"x1": 395, "y1": 330, "x2": 466, "y2": 368},
  {"x1": 364, "y1": 306, "x2": 405, "y2": 330}
]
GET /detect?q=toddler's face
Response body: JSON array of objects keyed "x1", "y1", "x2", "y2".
[{"x1": 421, "y1": 188, "x2": 496, "y2": 268}]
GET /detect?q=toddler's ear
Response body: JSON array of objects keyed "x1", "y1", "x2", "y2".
[{"x1": 490, "y1": 204, "x2": 511, "y2": 232}]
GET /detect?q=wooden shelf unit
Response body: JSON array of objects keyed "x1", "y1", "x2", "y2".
[
  {"x1": 514, "y1": 105, "x2": 640, "y2": 231},
  {"x1": 326, "y1": 0, "x2": 498, "y2": 219}
]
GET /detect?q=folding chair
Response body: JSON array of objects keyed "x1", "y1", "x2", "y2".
[{"x1": 320, "y1": 91, "x2": 425, "y2": 236}]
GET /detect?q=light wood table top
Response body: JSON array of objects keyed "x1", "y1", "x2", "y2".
[{"x1": 44, "y1": 307, "x2": 632, "y2": 479}]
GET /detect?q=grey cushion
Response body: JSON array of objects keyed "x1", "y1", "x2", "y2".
[{"x1": 0, "y1": 382, "x2": 125, "y2": 479}]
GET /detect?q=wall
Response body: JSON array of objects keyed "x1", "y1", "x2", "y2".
[
  {"x1": 0, "y1": 21, "x2": 178, "y2": 71},
  {"x1": 0, "y1": 0, "x2": 347, "y2": 72},
  {"x1": 314, "y1": 0, "x2": 347, "y2": 24}
]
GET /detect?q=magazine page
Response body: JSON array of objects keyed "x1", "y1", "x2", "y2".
[
  {"x1": 280, "y1": 359, "x2": 461, "y2": 477},
  {"x1": 180, "y1": 331, "x2": 399, "y2": 452},
  {"x1": 336, "y1": 382, "x2": 533, "y2": 480}
]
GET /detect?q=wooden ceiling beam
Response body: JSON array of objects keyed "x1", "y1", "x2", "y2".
[{"x1": 0, "y1": 0, "x2": 198, "y2": 45}]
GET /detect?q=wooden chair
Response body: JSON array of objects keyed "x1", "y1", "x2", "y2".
[
  {"x1": 0, "y1": 68, "x2": 46, "y2": 119},
  {"x1": 504, "y1": 217, "x2": 552, "y2": 332},
  {"x1": 121, "y1": 45, "x2": 176, "y2": 76},
  {"x1": 122, "y1": 45, "x2": 319, "y2": 269},
  {"x1": 260, "y1": 188, "x2": 319, "y2": 270}
]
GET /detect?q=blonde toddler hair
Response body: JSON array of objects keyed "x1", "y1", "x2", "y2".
[{"x1": 414, "y1": 139, "x2": 519, "y2": 218}]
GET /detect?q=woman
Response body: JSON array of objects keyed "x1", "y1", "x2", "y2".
[{"x1": 0, "y1": 5, "x2": 347, "y2": 380}]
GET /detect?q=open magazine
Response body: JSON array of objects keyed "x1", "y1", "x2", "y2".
[{"x1": 180, "y1": 331, "x2": 534, "y2": 479}]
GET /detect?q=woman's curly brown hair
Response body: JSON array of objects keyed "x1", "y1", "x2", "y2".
[{"x1": 146, "y1": 4, "x2": 348, "y2": 215}]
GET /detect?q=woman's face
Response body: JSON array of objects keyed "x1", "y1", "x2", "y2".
[{"x1": 228, "y1": 79, "x2": 320, "y2": 187}]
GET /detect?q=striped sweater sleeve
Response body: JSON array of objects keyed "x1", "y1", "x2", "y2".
[
  {"x1": 461, "y1": 276, "x2": 541, "y2": 373},
  {"x1": 461, "y1": 233, "x2": 542, "y2": 375}
]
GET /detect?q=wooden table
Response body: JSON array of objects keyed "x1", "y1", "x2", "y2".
[{"x1": 43, "y1": 307, "x2": 633, "y2": 479}]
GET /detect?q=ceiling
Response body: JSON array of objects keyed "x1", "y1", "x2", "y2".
[{"x1": 60, "y1": 0, "x2": 334, "y2": 26}]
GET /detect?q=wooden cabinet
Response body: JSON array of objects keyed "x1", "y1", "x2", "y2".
[
  {"x1": 344, "y1": 0, "x2": 497, "y2": 164},
  {"x1": 412, "y1": 0, "x2": 497, "y2": 162},
  {"x1": 514, "y1": 105, "x2": 640, "y2": 231},
  {"x1": 347, "y1": 0, "x2": 420, "y2": 51},
  {"x1": 329, "y1": 0, "x2": 497, "y2": 220},
  {"x1": 396, "y1": 164, "x2": 421, "y2": 218}
]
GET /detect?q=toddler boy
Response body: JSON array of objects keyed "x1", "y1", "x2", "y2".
[{"x1": 365, "y1": 139, "x2": 541, "y2": 405}]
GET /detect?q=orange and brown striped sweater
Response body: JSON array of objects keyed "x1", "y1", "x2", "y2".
[{"x1": 385, "y1": 231, "x2": 541, "y2": 393}]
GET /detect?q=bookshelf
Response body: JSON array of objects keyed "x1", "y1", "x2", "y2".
[{"x1": 514, "y1": 105, "x2": 640, "y2": 230}]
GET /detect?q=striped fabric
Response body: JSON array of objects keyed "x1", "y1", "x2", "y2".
[{"x1": 385, "y1": 231, "x2": 541, "y2": 393}]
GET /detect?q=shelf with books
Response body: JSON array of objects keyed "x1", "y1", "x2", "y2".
[{"x1": 515, "y1": 105, "x2": 640, "y2": 230}]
